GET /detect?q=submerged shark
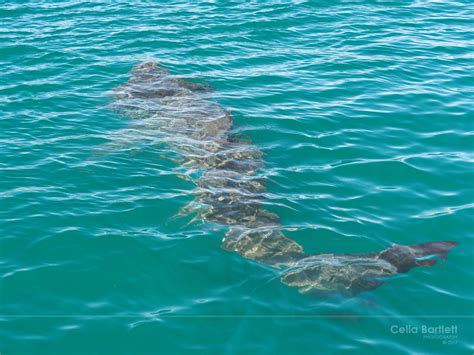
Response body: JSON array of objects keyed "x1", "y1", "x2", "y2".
[{"x1": 108, "y1": 62, "x2": 457, "y2": 296}]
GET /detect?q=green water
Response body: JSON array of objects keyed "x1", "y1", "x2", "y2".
[{"x1": 1, "y1": 1, "x2": 473, "y2": 354}]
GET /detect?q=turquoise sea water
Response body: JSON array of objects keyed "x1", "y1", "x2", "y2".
[{"x1": 1, "y1": 1, "x2": 473, "y2": 353}]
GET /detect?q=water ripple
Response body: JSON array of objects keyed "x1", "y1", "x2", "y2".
[{"x1": 1, "y1": 0, "x2": 472, "y2": 353}]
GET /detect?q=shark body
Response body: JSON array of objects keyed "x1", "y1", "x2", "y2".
[{"x1": 109, "y1": 62, "x2": 456, "y2": 296}]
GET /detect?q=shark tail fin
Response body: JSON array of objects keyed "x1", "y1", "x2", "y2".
[
  {"x1": 378, "y1": 241, "x2": 458, "y2": 273},
  {"x1": 279, "y1": 240, "x2": 457, "y2": 297}
]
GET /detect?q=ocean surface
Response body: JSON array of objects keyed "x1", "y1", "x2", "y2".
[{"x1": 1, "y1": 1, "x2": 473, "y2": 354}]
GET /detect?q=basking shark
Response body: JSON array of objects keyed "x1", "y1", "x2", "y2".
[{"x1": 108, "y1": 62, "x2": 456, "y2": 296}]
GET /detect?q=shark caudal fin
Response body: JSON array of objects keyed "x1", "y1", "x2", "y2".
[
  {"x1": 280, "y1": 241, "x2": 457, "y2": 297},
  {"x1": 378, "y1": 240, "x2": 457, "y2": 273}
]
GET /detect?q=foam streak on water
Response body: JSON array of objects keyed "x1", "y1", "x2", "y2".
[{"x1": 0, "y1": 1, "x2": 473, "y2": 354}]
